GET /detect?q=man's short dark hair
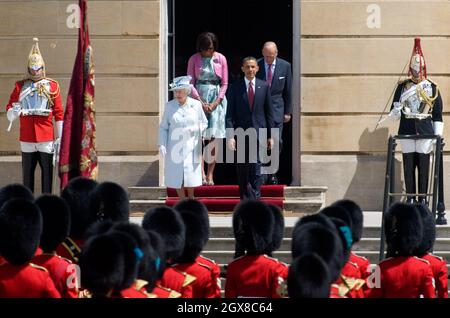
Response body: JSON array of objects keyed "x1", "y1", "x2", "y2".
[{"x1": 242, "y1": 56, "x2": 257, "y2": 65}]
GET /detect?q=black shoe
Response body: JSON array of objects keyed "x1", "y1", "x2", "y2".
[
  {"x1": 406, "y1": 197, "x2": 416, "y2": 204},
  {"x1": 418, "y1": 198, "x2": 428, "y2": 206},
  {"x1": 267, "y1": 175, "x2": 278, "y2": 185},
  {"x1": 436, "y1": 214, "x2": 448, "y2": 225}
]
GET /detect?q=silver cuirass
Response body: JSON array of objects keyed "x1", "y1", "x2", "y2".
[
  {"x1": 400, "y1": 79, "x2": 433, "y2": 120},
  {"x1": 19, "y1": 79, "x2": 52, "y2": 116}
]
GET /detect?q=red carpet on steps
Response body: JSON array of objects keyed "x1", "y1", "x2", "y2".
[{"x1": 166, "y1": 185, "x2": 284, "y2": 211}]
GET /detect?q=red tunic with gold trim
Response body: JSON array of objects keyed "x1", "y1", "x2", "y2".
[
  {"x1": 6, "y1": 79, "x2": 63, "y2": 142},
  {"x1": 196, "y1": 255, "x2": 222, "y2": 298},
  {"x1": 151, "y1": 284, "x2": 182, "y2": 298},
  {"x1": 367, "y1": 256, "x2": 435, "y2": 298},
  {"x1": 157, "y1": 266, "x2": 195, "y2": 298},
  {"x1": 330, "y1": 284, "x2": 347, "y2": 298},
  {"x1": 334, "y1": 260, "x2": 365, "y2": 298},
  {"x1": 225, "y1": 254, "x2": 287, "y2": 298},
  {"x1": 56, "y1": 237, "x2": 84, "y2": 264},
  {"x1": 350, "y1": 251, "x2": 371, "y2": 280},
  {"x1": 0, "y1": 262, "x2": 61, "y2": 298},
  {"x1": 32, "y1": 253, "x2": 79, "y2": 298},
  {"x1": 421, "y1": 253, "x2": 448, "y2": 298},
  {"x1": 119, "y1": 283, "x2": 149, "y2": 298},
  {"x1": 173, "y1": 260, "x2": 221, "y2": 298}
]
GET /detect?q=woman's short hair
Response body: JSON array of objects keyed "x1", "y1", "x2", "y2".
[{"x1": 196, "y1": 32, "x2": 219, "y2": 52}]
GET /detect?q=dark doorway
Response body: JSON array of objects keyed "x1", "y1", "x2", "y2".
[{"x1": 171, "y1": 0, "x2": 293, "y2": 185}]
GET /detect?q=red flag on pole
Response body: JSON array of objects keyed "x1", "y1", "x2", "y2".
[{"x1": 59, "y1": 0, "x2": 98, "y2": 190}]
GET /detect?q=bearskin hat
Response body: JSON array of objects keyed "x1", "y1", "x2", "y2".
[
  {"x1": 142, "y1": 207, "x2": 185, "y2": 263},
  {"x1": 266, "y1": 204, "x2": 285, "y2": 256},
  {"x1": 61, "y1": 177, "x2": 98, "y2": 239},
  {"x1": 175, "y1": 210, "x2": 209, "y2": 263},
  {"x1": 414, "y1": 203, "x2": 436, "y2": 256},
  {"x1": 84, "y1": 220, "x2": 115, "y2": 240},
  {"x1": 145, "y1": 229, "x2": 167, "y2": 280},
  {"x1": 173, "y1": 199, "x2": 210, "y2": 262},
  {"x1": 113, "y1": 222, "x2": 157, "y2": 290},
  {"x1": 35, "y1": 194, "x2": 71, "y2": 253},
  {"x1": 321, "y1": 205, "x2": 353, "y2": 230},
  {"x1": 80, "y1": 233, "x2": 126, "y2": 297},
  {"x1": 385, "y1": 202, "x2": 423, "y2": 256},
  {"x1": 328, "y1": 217, "x2": 352, "y2": 264},
  {"x1": 80, "y1": 230, "x2": 140, "y2": 297},
  {"x1": 0, "y1": 199, "x2": 42, "y2": 265},
  {"x1": 109, "y1": 230, "x2": 140, "y2": 291},
  {"x1": 89, "y1": 182, "x2": 129, "y2": 224},
  {"x1": 0, "y1": 183, "x2": 33, "y2": 209},
  {"x1": 331, "y1": 199, "x2": 364, "y2": 243},
  {"x1": 232, "y1": 200, "x2": 274, "y2": 256},
  {"x1": 295, "y1": 212, "x2": 336, "y2": 231},
  {"x1": 291, "y1": 221, "x2": 344, "y2": 282},
  {"x1": 288, "y1": 254, "x2": 331, "y2": 298}
]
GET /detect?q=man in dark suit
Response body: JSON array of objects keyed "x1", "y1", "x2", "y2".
[
  {"x1": 256, "y1": 42, "x2": 292, "y2": 185},
  {"x1": 226, "y1": 57, "x2": 274, "y2": 200}
]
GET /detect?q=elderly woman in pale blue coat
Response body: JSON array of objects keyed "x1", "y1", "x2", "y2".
[{"x1": 158, "y1": 76, "x2": 208, "y2": 199}]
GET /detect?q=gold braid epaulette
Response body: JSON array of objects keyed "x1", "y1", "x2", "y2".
[
  {"x1": 417, "y1": 81, "x2": 439, "y2": 110},
  {"x1": 39, "y1": 78, "x2": 60, "y2": 107}
]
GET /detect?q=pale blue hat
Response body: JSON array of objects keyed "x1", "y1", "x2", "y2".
[{"x1": 169, "y1": 75, "x2": 193, "y2": 91}]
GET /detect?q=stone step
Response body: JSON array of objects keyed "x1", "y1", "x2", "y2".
[
  {"x1": 201, "y1": 250, "x2": 292, "y2": 265},
  {"x1": 129, "y1": 200, "x2": 166, "y2": 216},
  {"x1": 284, "y1": 186, "x2": 327, "y2": 201},
  {"x1": 129, "y1": 199, "x2": 324, "y2": 215},
  {"x1": 203, "y1": 226, "x2": 450, "y2": 239},
  {"x1": 129, "y1": 187, "x2": 166, "y2": 200},
  {"x1": 128, "y1": 186, "x2": 328, "y2": 201},
  {"x1": 204, "y1": 238, "x2": 293, "y2": 251},
  {"x1": 203, "y1": 250, "x2": 450, "y2": 270},
  {"x1": 203, "y1": 237, "x2": 450, "y2": 253},
  {"x1": 351, "y1": 251, "x2": 450, "y2": 265},
  {"x1": 353, "y1": 238, "x2": 450, "y2": 252}
]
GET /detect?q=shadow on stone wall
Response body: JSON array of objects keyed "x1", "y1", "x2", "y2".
[
  {"x1": 343, "y1": 127, "x2": 403, "y2": 210},
  {"x1": 136, "y1": 160, "x2": 159, "y2": 186}
]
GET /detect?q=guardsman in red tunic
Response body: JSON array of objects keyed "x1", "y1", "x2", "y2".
[
  {"x1": 80, "y1": 230, "x2": 145, "y2": 298},
  {"x1": 89, "y1": 182, "x2": 130, "y2": 224},
  {"x1": 292, "y1": 213, "x2": 349, "y2": 298},
  {"x1": 0, "y1": 199, "x2": 61, "y2": 298},
  {"x1": 5, "y1": 38, "x2": 64, "y2": 194},
  {"x1": 331, "y1": 199, "x2": 371, "y2": 280},
  {"x1": 288, "y1": 254, "x2": 332, "y2": 298},
  {"x1": 142, "y1": 207, "x2": 195, "y2": 298},
  {"x1": 0, "y1": 184, "x2": 35, "y2": 265},
  {"x1": 196, "y1": 255, "x2": 222, "y2": 296},
  {"x1": 225, "y1": 201, "x2": 286, "y2": 298},
  {"x1": 173, "y1": 199, "x2": 222, "y2": 298},
  {"x1": 56, "y1": 177, "x2": 98, "y2": 263},
  {"x1": 32, "y1": 195, "x2": 79, "y2": 298},
  {"x1": 321, "y1": 205, "x2": 366, "y2": 298},
  {"x1": 414, "y1": 203, "x2": 448, "y2": 298},
  {"x1": 113, "y1": 222, "x2": 173, "y2": 298},
  {"x1": 265, "y1": 204, "x2": 289, "y2": 279},
  {"x1": 367, "y1": 203, "x2": 435, "y2": 298}
]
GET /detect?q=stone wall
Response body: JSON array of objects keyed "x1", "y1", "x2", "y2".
[{"x1": 300, "y1": 1, "x2": 450, "y2": 210}]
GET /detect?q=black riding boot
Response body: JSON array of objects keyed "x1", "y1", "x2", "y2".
[
  {"x1": 417, "y1": 153, "x2": 430, "y2": 205},
  {"x1": 403, "y1": 153, "x2": 416, "y2": 203}
]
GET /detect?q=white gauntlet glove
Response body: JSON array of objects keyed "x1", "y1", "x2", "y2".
[
  {"x1": 433, "y1": 121, "x2": 444, "y2": 136},
  {"x1": 159, "y1": 145, "x2": 167, "y2": 157},
  {"x1": 392, "y1": 102, "x2": 403, "y2": 117},
  {"x1": 6, "y1": 103, "x2": 22, "y2": 132}
]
